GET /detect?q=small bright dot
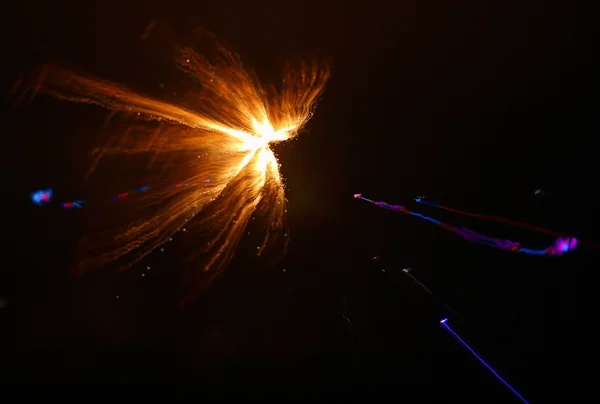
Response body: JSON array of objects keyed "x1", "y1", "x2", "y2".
[
  {"x1": 183, "y1": 228, "x2": 187, "y2": 232},
  {"x1": 146, "y1": 266, "x2": 151, "y2": 270},
  {"x1": 116, "y1": 295, "x2": 120, "y2": 299},
  {"x1": 169, "y1": 238, "x2": 173, "y2": 241},
  {"x1": 160, "y1": 248, "x2": 164, "y2": 252},
  {"x1": 186, "y1": 59, "x2": 190, "y2": 63},
  {"x1": 141, "y1": 273, "x2": 146, "y2": 277},
  {"x1": 282, "y1": 269, "x2": 287, "y2": 272}
]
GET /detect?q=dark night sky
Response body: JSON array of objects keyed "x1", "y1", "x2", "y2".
[{"x1": 1, "y1": 1, "x2": 598, "y2": 401}]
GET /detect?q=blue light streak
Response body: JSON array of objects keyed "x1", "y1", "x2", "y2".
[
  {"x1": 415, "y1": 199, "x2": 438, "y2": 208},
  {"x1": 518, "y1": 248, "x2": 547, "y2": 255},
  {"x1": 440, "y1": 318, "x2": 530, "y2": 404},
  {"x1": 408, "y1": 211, "x2": 440, "y2": 225}
]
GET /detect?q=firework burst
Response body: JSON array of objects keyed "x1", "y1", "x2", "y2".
[{"x1": 18, "y1": 24, "x2": 330, "y2": 304}]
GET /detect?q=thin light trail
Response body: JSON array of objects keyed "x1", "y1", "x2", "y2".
[
  {"x1": 339, "y1": 295, "x2": 358, "y2": 369},
  {"x1": 440, "y1": 318, "x2": 530, "y2": 404},
  {"x1": 401, "y1": 268, "x2": 464, "y2": 320}
]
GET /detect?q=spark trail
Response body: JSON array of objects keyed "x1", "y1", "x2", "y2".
[
  {"x1": 17, "y1": 24, "x2": 330, "y2": 304},
  {"x1": 354, "y1": 194, "x2": 578, "y2": 257}
]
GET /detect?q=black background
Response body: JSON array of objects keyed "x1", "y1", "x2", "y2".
[{"x1": 1, "y1": 1, "x2": 598, "y2": 401}]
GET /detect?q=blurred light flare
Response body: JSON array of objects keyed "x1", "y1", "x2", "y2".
[
  {"x1": 30, "y1": 189, "x2": 53, "y2": 206},
  {"x1": 20, "y1": 25, "x2": 330, "y2": 303}
]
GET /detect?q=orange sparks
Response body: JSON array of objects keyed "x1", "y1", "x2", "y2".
[{"x1": 19, "y1": 24, "x2": 330, "y2": 303}]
